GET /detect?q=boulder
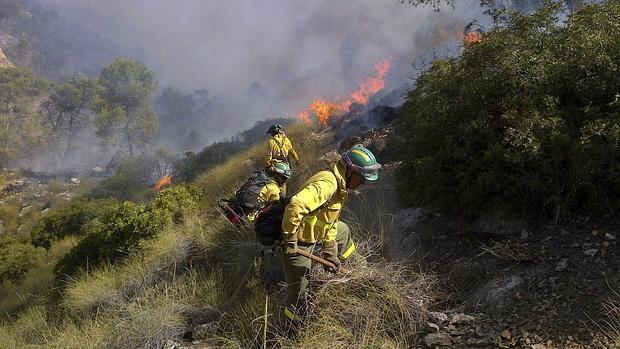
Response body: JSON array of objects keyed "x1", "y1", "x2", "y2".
[{"x1": 424, "y1": 332, "x2": 453, "y2": 347}]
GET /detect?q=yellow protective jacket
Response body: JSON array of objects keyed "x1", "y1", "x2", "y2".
[
  {"x1": 247, "y1": 181, "x2": 281, "y2": 222},
  {"x1": 282, "y1": 161, "x2": 348, "y2": 243},
  {"x1": 265, "y1": 132, "x2": 299, "y2": 167}
]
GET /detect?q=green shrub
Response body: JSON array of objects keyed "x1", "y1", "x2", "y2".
[
  {"x1": 0, "y1": 237, "x2": 38, "y2": 283},
  {"x1": 54, "y1": 185, "x2": 203, "y2": 277},
  {"x1": 174, "y1": 140, "x2": 245, "y2": 183},
  {"x1": 87, "y1": 151, "x2": 175, "y2": 202},
  {"x1": 31, "y1": 199, "x2": 119, "y2": 250},
  {"x1": 398, "y1": 2, "x2": 620, "y2": 218}
]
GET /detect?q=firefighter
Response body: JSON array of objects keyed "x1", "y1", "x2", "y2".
[
  {"x1": 265, "y1": 124, "x2": 300, "y2": 168},
  {"x1": 221, "y1": 161, "x2": 291, "y2": 224},
  {"x1": 279, "y1": 145, "x2": 380, "y2": 320}
]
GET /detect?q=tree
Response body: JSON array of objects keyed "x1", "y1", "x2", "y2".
[
  {"x1": 94, "y1": 58, "x2": 158, "y2": 159},
  {"x1": 41, "y1": 77, "x2": 100, "y2": 162},
  {"x1": 0, "y1": 67, "x2": 49, "y2": 165},
  {"x1": 397, "y1": 2, "x2": 620, "y2": 218}
]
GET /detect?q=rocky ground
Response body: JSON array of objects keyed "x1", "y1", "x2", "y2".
[
  {"x1": 0, "y1": 170, "x2": 86, "y2": 237},
  {"x1": 388, "y1": 206, "x2": 619, "y2": 348}
]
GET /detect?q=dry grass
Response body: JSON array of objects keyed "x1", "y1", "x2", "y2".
[
  {"x1": 0, "y1": 124, "x2": 441, "y2": 348},
  {"x1": 195, "y1": 123, "x2": 325, "y2": 207},
  {"x1": 0, "y1": 199, "x2": 22, "y2": 234},
  {"x1": 478, "y1": 240, "x2": 533, "y2": 262},
  {"x1": 601, "y1": 297, "x2": 620, "y2": 347}
]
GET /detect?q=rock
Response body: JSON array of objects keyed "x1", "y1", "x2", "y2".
[
  {"x1": 70, "y1": 177, "x2": 80, "y2": 185},
  {"x1": 17, "y1": 225, "x2": 27, "y2": 235},
  {"x1": 318, "y1": 150, "x2": 340, "y2": 164},
  {"x1": 429, "y1": 312, "x2": 449, "y2": 325},
  {"x1": 472, "y1": 275, "x2": 524, "y2": 308},
  {"x1": 192, "y1": 323, "x2": 219, "y2": 340},
  {"x1": 424, "y1": 332, "x2": 452, "y2": 347},
  {"x1": 162, "y1": 340, "x2": 182, "y2": 349},
  {"x1": 584, "y1": 249, "x2": 599, "y2": 257},
  {"x1": 605, "y1": 233, "x2": 616, "y2": 241},
  {"x1": 41, "y1": 208, "x2": 50, "y2": 214},
  {"x1": 555, "y1": 259, "x2": 568, "y2": 272},
  {"x1": 449, "y1": 313, "x2": 476, "y2": 325},
  {"x1": 19, "y1": 205, "x2": 32, "y2": 217},
  {"x1": 500, "y1": 329, "x2": 511, "y2": 340},
  {"x1": 427, "y1": 322, "x2": 440, "y2": 332},
  {"x1": 0, "y1": 48, "x2": 13, "y2": 69},
  {"x1": 91, "y1": 166, "x2": 104, "y2": 173}
]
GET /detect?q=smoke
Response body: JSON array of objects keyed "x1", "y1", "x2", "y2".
[{"x1": 25, "y1": 0, "x2": 490, "y2": 152}]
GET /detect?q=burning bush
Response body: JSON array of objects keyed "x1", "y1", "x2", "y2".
[{"x1": 398, "y1": 2, "x2": 620, "y2": 218}]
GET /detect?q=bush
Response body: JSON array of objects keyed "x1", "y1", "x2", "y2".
[
  {"x1": 398, "y1": 2, "x2": 620, "y2": 218},
  {"x1": 54, "y1": 185, "x2": 203, "y2": 277},
  {"x1": 174, "y1": 140, "x2": 245, "y2": 183},
  {"x1": 31, "y1": 199, "x2": 119, "y2": 250},
  {"x1": 0, "y1": 237, "x2": 38, "y2": 283},
  {"x1": 88, "y1": 151, "x2": 175, "y2": 202}
]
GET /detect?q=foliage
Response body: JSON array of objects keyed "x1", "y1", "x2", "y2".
[
  {"x1": 238, "y1": 117, "x2": 294, "y2": 146},
  {"x1": 398, "y1": 2, "x2": 620, "y2": 218},
  {"x1": 94, "y1": 58, "x2": 158, "y2": 158},
  {"x1": 31, "y1": 199, "x2": 119, "y2": 250},
  {"x1": 87, "y1": 150, "x2": 175, "y2": 202},
  {"x1": 54, "y1": 185, "x2": 203, "y2": 277},
  {"x1": 174, "y1": 140, "x2": 246, "y2": 183},
  {"x1": 0, "y1": 236, "x2": 38, "y2": 283},
  {"x1": 154, "y1": 87, "x2": 227, "y2": 151},
  {"x1": 0, "y1": 67, "x2": 50, "y2": 165},
  {"x1": 41, "y1": 77, "x2": 100, "y2": 161}
]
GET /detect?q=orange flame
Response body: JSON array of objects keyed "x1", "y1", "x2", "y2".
[
  {"x1": 154, "y1": 175, "x2": 172, "y2": 191},
  {"x1": 297, "y1": 58, "x2": 392, "y2": 125},
  {"x1": 463, "y1": 31, "x2": 482, "y2": 45}
]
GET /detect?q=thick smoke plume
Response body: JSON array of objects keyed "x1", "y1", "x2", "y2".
[{"x1": 33, "y1": 0, "x2": 490, "y2": 144}]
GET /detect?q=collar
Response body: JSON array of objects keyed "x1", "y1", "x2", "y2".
[{"x1": 331, "y1": 160, "x2": 348, "y2": 194}]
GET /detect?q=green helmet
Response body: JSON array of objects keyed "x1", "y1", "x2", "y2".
[
  {"x1": 271, "y1": 161, "x2": 291, "y2": 179},
  {"x1": 341, "y1": 145, "x2": 381, "y2": 181},
  {"x1": 267, "y1": 124, "x2": 283, "y2": 135}
]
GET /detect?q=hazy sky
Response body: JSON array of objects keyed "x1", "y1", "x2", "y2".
[{"x1": 43, "y1": 1, "x2": 489, "y2": 116}]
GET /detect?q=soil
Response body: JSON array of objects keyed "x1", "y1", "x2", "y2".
[{"x1": 346, "y1": 124, "x2": 619, "y2": 348}]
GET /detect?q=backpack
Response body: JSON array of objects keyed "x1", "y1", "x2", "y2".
[
  {"x1": 254, "y1": 179, "x2": 336, "y2": 246},
  {"x1": 254, "y1": 197, "x2": 291, "y2": 246},
  {"x1": 234, "y1": 170, "x2": 275, "y2": 213}
]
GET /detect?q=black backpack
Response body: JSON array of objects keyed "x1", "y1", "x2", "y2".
[
  {"x1": 254, "y1": 197, "x2": 290, "y2": 246},
  {"x1": 234, "y1": 170, "x2": 275, "y2": 213}
]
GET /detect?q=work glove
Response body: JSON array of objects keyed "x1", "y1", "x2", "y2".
[
  {"x1": 321, "y1": 241, "x2": 341, "y2": 273},
  {"x1": 284, "y1": 240, "x2": 298, "y2": 255}
]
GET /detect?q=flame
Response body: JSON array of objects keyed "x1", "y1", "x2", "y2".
[
  {"x1": 463, "y1": 31, "x2": 482, "y2": 45},
  {"x1": 297, "y1": 58, "x2": 392, "y2": 125},
  {"x1": 154, "y1": 175, "x2": 172, "y2": 191}
]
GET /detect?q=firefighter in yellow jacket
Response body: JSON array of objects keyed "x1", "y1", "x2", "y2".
[
  {"x1": 265, "y1": 124, "x2": 299, "y2": 168},
  {"x1": 280, "y1": 145, "x2": 381, "y2": 320}
]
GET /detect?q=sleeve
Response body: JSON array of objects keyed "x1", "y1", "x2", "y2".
[
  {"x1": 281, "y1": 174, "x2": 337, "y2": 241},
  {"x1": 257, "y1": 183, "x2": 281, "y2": 203},
  {"x1": 287, "y1": 138, "x2": 300, "y2": 161},
  {"x1": 264, "y1": 139, "x2": 277, "y2": 167}
]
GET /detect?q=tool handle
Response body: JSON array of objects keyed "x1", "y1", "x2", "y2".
[{"x1": 296, "y1": 249, "x2": 351, "y2": 274}]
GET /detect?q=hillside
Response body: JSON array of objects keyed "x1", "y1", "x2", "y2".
[{"x1": 1, "y1": 1, "x2": 620, "y2": 349}]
